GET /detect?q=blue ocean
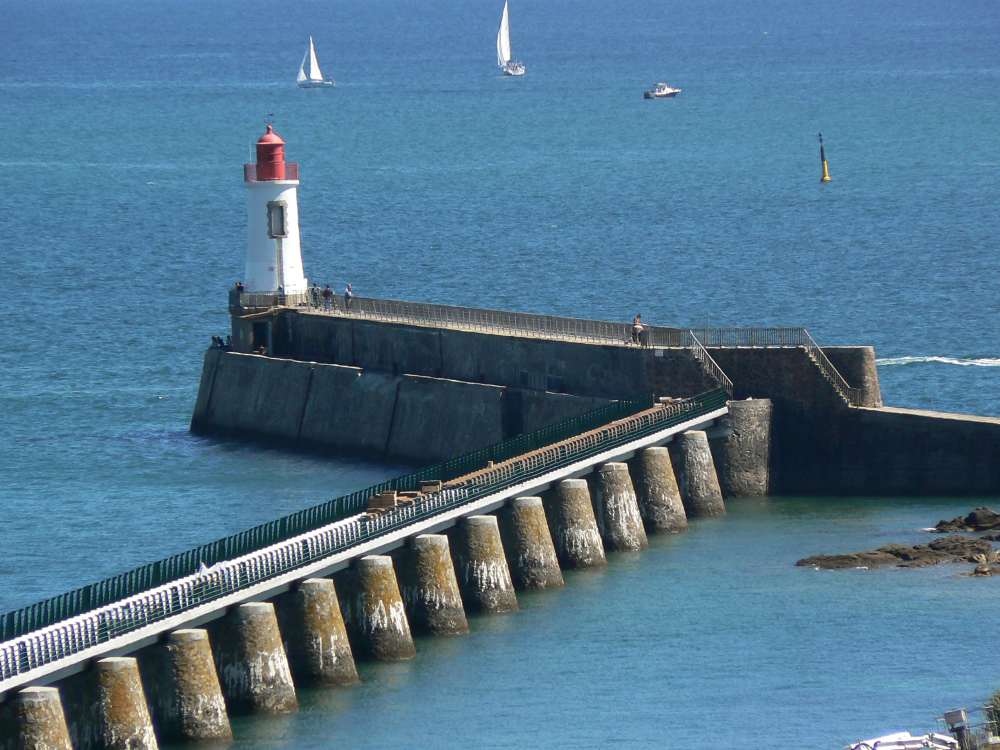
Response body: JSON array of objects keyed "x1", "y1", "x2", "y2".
[{"x1": 2, "y1": 0, "x2": 998, "y2": 746}]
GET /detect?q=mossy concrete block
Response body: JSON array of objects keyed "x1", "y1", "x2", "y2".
[
  {"x1": 452, "y1": 516, "x2": 518, "y2": 614},
  {"x1": 672, "y1": 430, "x2": 726, "y2": 517},
  {"x1": 209, "y1": 602, "x2": 298, "y2": 715},
  {"x1": 629, "y1": 447, "x2": 688, "y2": 533},
  {"x1": 500, "y1": 497, "x2": 564, "y2": 590},
  {"x1": 141, "y1": 629, "x2": 231, "y2": 742},
  {"x1": 544, "y1": 479, "x2": 607, "y2": 569},
  {"x1": 277, "y1": 578, "x2": 359, "y2": 686},
  {"x1": 346, "y1": 556, "x2": 417, "y2": 661},
  {"x1": 398, "y1": 534, "x2": 469, "y2": 636},
  {"x1": 0, "y1": 686, "x2": 72, "y2": 750},
  {"x1": 593, "y1": 463, "x2": 648, "y2": 551}
]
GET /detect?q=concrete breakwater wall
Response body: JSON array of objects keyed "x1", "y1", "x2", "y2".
[
  {"x1": 191, "y1": 350, "x2": 611, "y2": 463},
  {"x1": 0, "y1": 439, "x2": 733, "y2": 749},
  {"x1": 709, "y1": 347, "x2": 1000, "y2": 495},
  {"x1": 242, "y1": 310, "x2": 716, "y2": 399},
  {"x1": 216, "y1": 309, "x2": 1000, "y2": 495}
]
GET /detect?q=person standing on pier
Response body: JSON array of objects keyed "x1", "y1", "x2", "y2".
[
  {"x1": 345, "y1": 282, "x2": 354, "y2": 311},
  {"x1": 322, "y1": 284, "x2": 334, "y2": 311},
  {"x1": 632, "y1": 314, "x2": 645, "y2": 346}
]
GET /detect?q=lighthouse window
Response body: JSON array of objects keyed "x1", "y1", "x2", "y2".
[{"x1": 267, "y1": 201, "x2": 287, "y2": 238}]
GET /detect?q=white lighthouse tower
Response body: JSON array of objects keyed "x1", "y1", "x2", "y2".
[{"x1": 243, "y1": 124, "x2": 308, "y2": 294}]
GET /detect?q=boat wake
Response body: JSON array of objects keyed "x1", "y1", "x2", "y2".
[{"x1": 876, "y1": 355, "x2": 1000, "y2": 368}]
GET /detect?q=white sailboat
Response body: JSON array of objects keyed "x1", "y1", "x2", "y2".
[
  {"x1": 296, "y1": 36, "x2": 335, "y2": 88},
  {"x1": 496, "y1": 1, "x2": 526, "y2": 77}
]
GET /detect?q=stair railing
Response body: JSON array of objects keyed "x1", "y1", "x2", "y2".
[
  {"x1": 686, "y1": 330, "x2": 734, "y2": 398},
  {"x1": 799, "y1": 329, "x2": 863, "y2": 406}
]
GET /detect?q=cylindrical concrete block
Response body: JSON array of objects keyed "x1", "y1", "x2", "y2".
[
  {"x1": 546, "y1": 478, "x2": 607, "y2": 569},
  {"x1": 710, "y1": 399, "x2": 773, "y2": 498},
  {"x1": 353, "y1": 555, "x2": 417, "y2": 660},
  {"x1": 672, "y1": 430, "x2": 726, "y2": 517},
  {"x1": 153, "y1": 629, "x2": 231, "y2": 742},
  {"x1": 453, "y1": 515, "x2": 518, "y2": 613},
  {"x1": 630, "y1": 447, "x2": 688, "y2": 533},
  {"x1": 279, "y1": 578, "x2": 359, "y2": 686},
  {"x1": 594, "y1": 463, "x2": 648, "y2": 552},
  {"x1": 399, "y1": 535, "x2": 469, "y2": 636},
  {"x1": 92, "y1": 657, "x2": 158, "y2": 750},
  {"x1": 500, "y1": 497, "x2": 564, "y2": 590},
  {"x1": 0, "y1": 687, "x2": 72, "y2": 750},
  {"x1": 212, "y1": 602, "x2": 298, "y2": 714}
]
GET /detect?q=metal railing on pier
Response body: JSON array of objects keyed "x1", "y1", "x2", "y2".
[
  {"x1": 687, "y1": 330, "x2": 735, "y2": 397},
  {"x1": 234, "y1": 292, "x2": 858, "y2": 405},
  {"x1": 0, "y1": 387, "x2": 727, "y2": 685}
]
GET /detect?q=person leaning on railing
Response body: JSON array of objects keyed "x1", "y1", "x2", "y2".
[{"x1": 631, "y1": 314, "x2": 648, "y2": 347}]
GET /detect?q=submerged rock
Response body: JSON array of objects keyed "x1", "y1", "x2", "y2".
[
  {"x1": 934, "y1": 507, "x2": 1000, "y2": 533},
  {"x1": 796, "y1": 535, "x2": 992, "y2": 570}
]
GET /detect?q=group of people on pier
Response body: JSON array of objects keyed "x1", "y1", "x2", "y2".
[{"x1": 310, "y1": 282, "x2": 354, "y2": 312}]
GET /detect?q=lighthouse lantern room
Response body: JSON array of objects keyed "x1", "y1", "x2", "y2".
[{"x1": 243, "y1": 124, "x2": 308, "y2": 294}]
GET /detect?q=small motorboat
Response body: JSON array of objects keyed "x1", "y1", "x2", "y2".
[
  {"x1": 845, "y1": 731, "x2": 959, "y2": 750},
  {"x1": 644, "y1": 82, "x2": 682, "y2": 99}
]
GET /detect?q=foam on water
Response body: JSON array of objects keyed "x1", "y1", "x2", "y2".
[{"x1": 877, "y1": 356, "x2": 1000, "y2": 368}]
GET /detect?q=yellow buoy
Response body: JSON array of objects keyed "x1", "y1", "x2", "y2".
[{"x1": 819, "y1": 132, "x2": 832, "y2": 182}]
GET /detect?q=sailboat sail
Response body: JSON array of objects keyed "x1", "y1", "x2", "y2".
[
  {"x1": 496, "y1": 1, "x2": 512, "y2": 68},
  {"x1": 297, "y1": 49, "x2": 309, "y2": 83},
  {"x1": 302, "y1": 37, "x2": 323, "y2": 81}
]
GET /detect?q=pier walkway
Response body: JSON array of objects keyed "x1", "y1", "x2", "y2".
[{"x1": 0, "y1": 388, "x2": 728, "y2": 698}]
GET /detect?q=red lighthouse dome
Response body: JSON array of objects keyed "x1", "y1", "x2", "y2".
[{"x1": 254, "y1": 124, "x2": 286, "y2": 181}]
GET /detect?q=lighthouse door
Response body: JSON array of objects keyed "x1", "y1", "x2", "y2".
[{"x1": 252, "y1": 321, "x2": 271, "y2": 354}]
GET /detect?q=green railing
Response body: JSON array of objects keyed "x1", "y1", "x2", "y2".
[{"x1": 0, "y1": 394, "x2": 662, "y2": 642}]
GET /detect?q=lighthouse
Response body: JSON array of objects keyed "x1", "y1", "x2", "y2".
[{"x1": 243, "y1": 124, "x2": 308, "y2": 294}]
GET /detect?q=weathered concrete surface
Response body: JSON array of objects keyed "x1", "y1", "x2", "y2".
[
  {"x1": 544, "y1": 479, "x2": 607, "y2": 569},
  {"x1": 826, "y1": 407, "x2": 1000, "y2": 496},
  {"x1": 499, "y1": 497, "x2": 564, "y2": 590},
  {"x1": 139, "y1": 629, "x2": 231, "y2": 743},
  {"x1": 824, "y1": 346, "x2": 883, "y2": 409},
  {"x1": 672, "y1": 431, "x2": 726, "y2": 517},
  {"x1": 0, "y1": 687, "x2": 72, "y2": 750},
  {"x1": 190, "y1": 351, "x2": 312, "y2": 440},
  {"x1": 85, "y1": 658, "x2": 158, "y2": 750},
  {"x1": 397, "y1": 534, "x2": 469, "y2": 636},
  {"x1": 271, "y1": 310, "x2": 716, "y2": 399},
  {"x1": 710, "y1": 399, "x2": 773, "y2": 498},
  {"x1": 192, "y1": 352, "x2": 610, "y2": 463},
  {"x1": 452, "y1": 516, "x2": 518, "y2": 614},
  {"x1": 299, "y1": 366, "x2": 398, "y2": 455},
  {"x1": 339, "y1": 556, "x2": 416, "y2": 661},
  {"x1": 590, "y1": 463, "x2": 648, "y2": 552},
  {"x1": 708, "y1": 346, "x2": 881, "y2": 409},
  {"x1": 276, "y1": 578, "x2": 359, "y2": 686},
  {"x1": 628, "y1": 447, "x2": 687, "y2": 533},
  {"x1": 208, "y1": 602, "x2": 297, "y2": 715},
  {"x1": 386, "y1": 376, "x2": 505, "y2": 463}
]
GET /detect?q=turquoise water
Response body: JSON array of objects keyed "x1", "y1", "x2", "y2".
[{"x1": 2, "y1": 0, "x2": 999, "y2": 745}]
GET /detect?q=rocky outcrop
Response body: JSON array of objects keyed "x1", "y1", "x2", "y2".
[
  {"x1": 934, "y1": 507, "x2": 1000, "y2": 533},
  {"x1": 796, "y1": 535, "x2": 992, "y2": 570}
]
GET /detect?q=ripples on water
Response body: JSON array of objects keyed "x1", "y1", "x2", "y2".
[{"x1": 2, "y1": 0, "x2": 998, "y2": 745}]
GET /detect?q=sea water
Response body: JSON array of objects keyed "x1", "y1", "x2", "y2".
[{"x1": 1, "y1": 0, "x2": 998, "y2": 745}]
